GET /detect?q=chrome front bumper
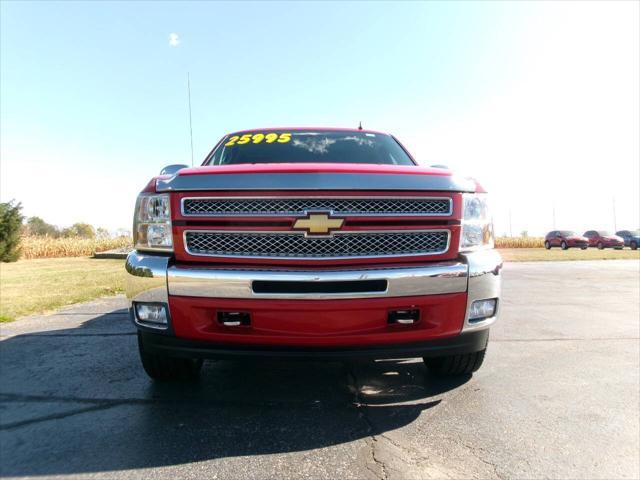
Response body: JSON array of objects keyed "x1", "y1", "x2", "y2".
[{"x1": 125, "y1": 249, "x2": 502, "y2": 332}]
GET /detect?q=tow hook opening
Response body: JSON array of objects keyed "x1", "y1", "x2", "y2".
[
  {"x1": 217, "y1": 311, "x2": 251, "y2": 327},
  {"x1": 388, "y1": 309, "x2": 420, "y2": 325}
]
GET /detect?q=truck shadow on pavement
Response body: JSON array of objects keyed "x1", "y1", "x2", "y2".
[{"x1": 0, "y1": 309, "x2": 471, "y2": 477}]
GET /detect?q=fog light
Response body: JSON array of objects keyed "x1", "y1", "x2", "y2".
[
  {"x1": 135, "y1": 303, "x2": 168, "y2": 327},
  {"x1": 469, "y1": 298, "x2": 497, "y2": 322}
]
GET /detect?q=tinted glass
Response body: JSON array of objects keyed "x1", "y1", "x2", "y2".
[
  {"x1": 206, "y1": 131, "x2": 415, "y2": 166},
  {"x1": 559, "y1": 231, "x2": 576, "y2": 236}
]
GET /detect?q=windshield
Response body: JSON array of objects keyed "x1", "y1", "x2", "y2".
[
  {"x1": 205, "y1": 130, "x2": 415, "y2": 166},
  {"x1": 597, "y1": 231, "x2": 613, "y2": 236},
  {"x1": 559, "y1": 231, "x2": 576, "y2": 236}
]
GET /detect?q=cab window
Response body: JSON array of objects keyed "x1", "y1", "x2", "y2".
[{"x1": 206, "y1": 131, "x2": 416, "y2": 166}]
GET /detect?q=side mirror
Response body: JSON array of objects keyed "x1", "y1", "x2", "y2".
[{"x1": 159, "y1": 164, "x2": 189, "y2": 176}]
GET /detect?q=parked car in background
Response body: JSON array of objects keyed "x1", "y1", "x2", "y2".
[
  {"x1": 583, "y1": 230, "x2": 625, "y2": 249},
  {"x1": 615, "y1": 230, "x2": 640, "y2": 250},
  {"x1": 544, "y1": 230, "x2": 589, "y2": 250}
]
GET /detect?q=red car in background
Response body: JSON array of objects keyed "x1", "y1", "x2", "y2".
[
  {"x1": 544, "y1": 230, "x2": 589, "y2": 250},
  {"x1": 583, "y1": 230, "x2": 625, "y2": 249}
]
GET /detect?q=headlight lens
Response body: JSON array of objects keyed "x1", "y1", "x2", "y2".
[
  {"x1": 460, "y1": 193, "x2": 494, "y2": 251},
  {"x1": 134, "y1": 194, "x2": 173, "y2": 251}
]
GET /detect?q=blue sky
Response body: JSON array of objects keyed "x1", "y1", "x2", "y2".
[{"x1": 1, "y1": 1, "x2": 638, "y2": 234}]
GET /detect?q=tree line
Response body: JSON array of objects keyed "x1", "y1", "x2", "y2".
[
  {"x1": 23, "y1": 216, "x2": 110, "y2": 239},
  {"x1": 0, "y1": 200, "x2": 128, "y2": 262}
]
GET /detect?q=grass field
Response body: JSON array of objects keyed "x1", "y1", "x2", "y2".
[
  {"x1": 498, "y1": 247, "x2": 640, "y2": 262},
  {"x1": 0, "y1": 257, "x2": 125, "y2": 322}
]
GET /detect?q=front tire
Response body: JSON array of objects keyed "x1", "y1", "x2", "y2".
[
  {"x1": 581, "y1": 246, "x2": 588, "y2": 250},
  {"x1": 561, "y1": 241, "x2": 568, "y2": 250},
  {"x1": 423, "y1": 349, "x2": 486, "y2": 376},
  {"x1": 544, "y1": 241, "x2": 551, "y2": 250},
  {"x1": 138, "y1": 333, "x2": 203, "y2": 382},
  {"x1": 597, "y1": 242, "x2": 604, "y2": 250},
  {"x1": 631, "y1": 241, "x2": 638, "y2": 250}
]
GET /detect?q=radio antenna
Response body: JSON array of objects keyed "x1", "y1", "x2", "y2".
[{"x1": 187, "y1": 72, "x2": 194, "y2": 167}]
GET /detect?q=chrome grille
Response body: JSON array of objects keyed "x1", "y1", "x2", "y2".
[
  {"x1": 182, "y1": 197, "x2": 451, "y2": 216},
  {"x1": 184, "y1": 230, "x2": 450, "y2": 259}
]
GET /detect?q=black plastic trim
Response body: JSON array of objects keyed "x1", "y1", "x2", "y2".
[
  {"x1": 252, "y1": 279, "x2": 388, "y2": 295},
  {"x1": 138, "y1": 329, "x2": 489, "y2": 360}
]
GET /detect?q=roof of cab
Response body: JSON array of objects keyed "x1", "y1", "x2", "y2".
[{"x1": 226, "y1": 127, "x2": 390, "y2": 136}]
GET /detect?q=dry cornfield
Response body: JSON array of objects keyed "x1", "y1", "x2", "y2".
[
  {"x1": 495, "y1": 236, "x2": 545, "y2": 248},
  {"x1": 20, "y1": 236, "x2": 132, "y2": 259}
]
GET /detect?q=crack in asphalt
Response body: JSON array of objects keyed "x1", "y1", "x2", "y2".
[
  {"x1": 0, "y1": 390, "x2": 358, "y2": 431},
  {"x1": 1, "y1": 332, "x2": 135, "y2": 338},
  {"x1": 368, "y1": 436, "x2": 389, "y2": 480},
  {"x1": 0, "y1": 391, "x2": 351, "y2": 408},
  {"x1": 344, "y1": 363, "x2": 389, "y2": 480},
  {"x1": 0, "y1": 392, "x2": 150, "y2": 405},
  {"x1": 0, "y1": 393, "x2": 151, "y2": 430},
  {"x1": 0, "y1": 402, "x2": 129, "y2": 430},
  {"x1": 459, "y1": 439, "x2": 504, "y2": 480}
]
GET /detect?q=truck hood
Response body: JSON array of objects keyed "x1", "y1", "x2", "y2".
[{"x1": 156, "y1": 163, "x2": 481, "y2": 193}]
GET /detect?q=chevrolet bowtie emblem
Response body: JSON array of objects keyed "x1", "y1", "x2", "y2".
[{"x1": 293, "y1": 213, "x2": 345, "y2": 236}]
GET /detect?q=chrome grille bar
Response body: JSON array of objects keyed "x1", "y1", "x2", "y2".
[
  {"x1": 184, "y1": 230, "x2": 450, "y2": 259},
  {"x1": 182, "y1": 196, "x2": 452, "y2": 217}
]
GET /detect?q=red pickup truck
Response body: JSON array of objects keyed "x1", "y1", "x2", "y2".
[{"x1": 126, "y1": 128, "x2": 502, "y2": 381}]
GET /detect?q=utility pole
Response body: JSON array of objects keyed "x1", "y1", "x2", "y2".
[{"x1": 187, "y1": 72, "x2": 194, "y2": 167}]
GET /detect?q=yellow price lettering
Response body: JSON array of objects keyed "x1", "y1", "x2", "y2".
[
  {"x1": 226, "y1": 132, "x2": 292, "y2": 146},
  {"x1": 265, "y1": 133, "x2": 279, "y2": 143},
  {"x1": 225, "y1": 135, "x2": 239, "y2": 147},
  {"x1": 237, "y1": 134, "x2": 252, "y2": 145}
]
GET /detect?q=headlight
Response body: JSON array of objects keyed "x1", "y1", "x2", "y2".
[
  {"x1": 460, "y1": 193, "x2": 494, "y2": 251},
  {"x1": 133, "y1": 193, "x2": 173, "y2": 251}
]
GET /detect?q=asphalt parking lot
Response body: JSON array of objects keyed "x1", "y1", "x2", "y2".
[{"x1": 1, "y1": 260, "x2": 638, "y2": 479}]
